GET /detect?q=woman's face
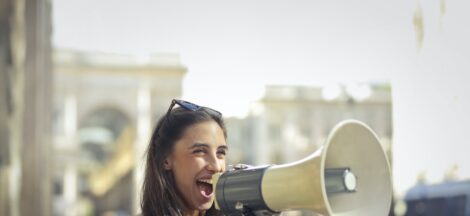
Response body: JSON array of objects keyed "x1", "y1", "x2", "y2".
[{"x1": 165, "y1": 120, "x2": 227, "y2": 213}]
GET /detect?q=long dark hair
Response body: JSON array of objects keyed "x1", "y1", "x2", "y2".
[{"x1": 141, "y1": 106, "x2": 226, "y2": 216}]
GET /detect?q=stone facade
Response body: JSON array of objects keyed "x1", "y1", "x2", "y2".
[{"x1": 52, "y1": 49, "x2": 186, "y2": 215}]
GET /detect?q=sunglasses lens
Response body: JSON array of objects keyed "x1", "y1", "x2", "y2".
[
  {"x1": 203, "y1": 107, "x2": 222, "y2": 117},
  {"x1": 173, "y1": 99, "x2": 221, "y2": 117},
  {"x1": 178, "y1": 100, "x2": 200, "y2": 111}
]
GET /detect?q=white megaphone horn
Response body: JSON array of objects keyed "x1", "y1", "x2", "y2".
[{"x1": 212, "y1": 120, "x2": 392, "y2": 215}]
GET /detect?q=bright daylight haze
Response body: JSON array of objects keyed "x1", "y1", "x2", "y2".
[{"x1": 52, "y1": 0, "x2": 470, "y2": 197}]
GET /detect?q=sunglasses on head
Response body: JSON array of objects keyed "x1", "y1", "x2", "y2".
[
  {"x1": 165, "y1": 99, "x2": 222, "y2": 119},
  {"x1": 154, "y1": 99, "x2": 222, "y2": 145}
]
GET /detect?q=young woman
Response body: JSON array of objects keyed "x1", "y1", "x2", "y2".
[{"x1": 141, "y1": 99, "x2": 227, "y2": 216}]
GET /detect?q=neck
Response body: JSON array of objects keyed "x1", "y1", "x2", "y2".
[{"x1": 184, "y1": 210, "x2": 201, "y2": 216}]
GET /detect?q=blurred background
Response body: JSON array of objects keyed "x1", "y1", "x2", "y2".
[{"x1": 1, "y1": 0, "x2": 469, "y2": 215}]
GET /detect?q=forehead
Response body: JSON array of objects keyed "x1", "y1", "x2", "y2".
[{"x1": 176, "y1": 120, "x2": 226, "y2": 147}]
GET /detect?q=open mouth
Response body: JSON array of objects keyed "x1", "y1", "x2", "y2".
[{"x1": 196, "y1": 179, "x2": 213, "y2": 197}]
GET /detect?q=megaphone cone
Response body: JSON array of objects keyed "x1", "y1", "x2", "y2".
[{"x1": 213, "y1": 120, "x2": 392, "y2": 215}]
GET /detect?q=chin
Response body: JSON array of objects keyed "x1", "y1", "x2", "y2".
[{"x1": 196, "y1": 200, "x2": 214, "y2": 211}]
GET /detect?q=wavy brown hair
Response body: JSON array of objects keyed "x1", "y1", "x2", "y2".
[{"x1": 141, "y1": 106, "x2": 226, "y2": 216}]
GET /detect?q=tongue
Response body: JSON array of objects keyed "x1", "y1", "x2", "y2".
[{"x1": 198, "y1": 182, "x2": 213, "y2": 196}]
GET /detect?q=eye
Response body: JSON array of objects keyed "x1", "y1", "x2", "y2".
[
  {"x1": 192, "y1": 149, "x2": 206, "y2": 155},
  {"x1": 217, "y1": 149, "x2": 227, "y2": 156}
]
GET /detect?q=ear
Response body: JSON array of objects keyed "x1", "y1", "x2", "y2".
[{"x1": 163, "y1": 158, "x2": 172, "y2": 170}]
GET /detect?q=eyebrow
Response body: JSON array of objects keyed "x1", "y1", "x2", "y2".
[{"x1": 189, "y1": 143, "x2": 228, "y2": 150}]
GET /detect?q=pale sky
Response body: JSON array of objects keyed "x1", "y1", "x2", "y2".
[
  {"x1": 52, "y1": 0, "x2": 402, "y2": 116},
  {"x1": 52, "y1": 0, "x2": 470, "y2": 197}
]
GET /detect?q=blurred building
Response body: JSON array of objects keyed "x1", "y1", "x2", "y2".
[
  {"x1": 52, "y1": 49, "x2": 186, "y2": 216},
  {"x1": 1, "y1": 0, "x2": 53, "y2": 216},
  {"x1": 227, "y1": 84, "x2": 392, "y2": 165}
]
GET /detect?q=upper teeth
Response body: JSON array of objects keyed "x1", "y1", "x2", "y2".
[{"x1": 198, "y1": 179, "x2": 212, "y2": 184}]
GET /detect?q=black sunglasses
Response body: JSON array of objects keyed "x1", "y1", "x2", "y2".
[{"x1": 165, "y1": 99, "x2": 222, "y2": 119}]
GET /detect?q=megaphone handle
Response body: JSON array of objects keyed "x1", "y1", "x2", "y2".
[
  {"x1": 241, "y1": 208, "x2": 256, "y2": 216},
  {"x1": 223, "y1": 208, "x2": 253, "y2": 216},
  {"x1": 241, "y1": 208, "x2": 279, "y2": 216}
]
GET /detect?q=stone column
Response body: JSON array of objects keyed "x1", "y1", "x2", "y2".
[
  {"x1": 19, "y1": 0, "x2": 53, "y2": 215},
  {"x1": 133, "y1": 85, "x2": 151, "y2": 214},
  {"x1": 0, "y1": 23, "x2": 12, "y2": 216},
  {"x1": 63, "y1": 94, "x2": 78, "y2": 216},
  {"x1": 251, "y1": 102, "x2": 269, "y2": 165}
]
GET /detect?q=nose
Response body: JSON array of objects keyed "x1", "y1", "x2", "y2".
[{"x1": 206, "y1": 153, "x2": 223, "y2": 173}]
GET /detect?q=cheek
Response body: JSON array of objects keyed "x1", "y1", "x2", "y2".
[
  {"x1": 172, "y1": 165, "x2": 194, "y2": 192},
  {"x1": 173, "y1": 158, "x2": 203, "y2": 181},
  {"x1": 220, "y1": 159, "x2": 227, "y2": 172}
]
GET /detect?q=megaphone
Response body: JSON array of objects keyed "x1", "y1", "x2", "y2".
[{"x1": 212, "y1": 120, "x2": 392, "y2": 215}]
